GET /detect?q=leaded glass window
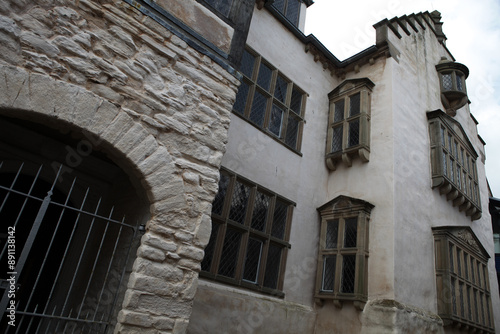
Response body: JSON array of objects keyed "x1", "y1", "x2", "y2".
[
  {"x1": 316, "y1": 196, "x2": 374, "y2": 309},
  {"x1": 232, "y1": 47, "x2": 306, "y2": 151},
  {"x1": 202, "y1": 168, "x2": 294, "y2": 295}
]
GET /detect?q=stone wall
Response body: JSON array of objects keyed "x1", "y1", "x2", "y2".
[{"x1": 0, "y1": 0, "x2": 239, "y2": 332}]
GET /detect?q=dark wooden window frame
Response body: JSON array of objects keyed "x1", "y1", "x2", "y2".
[
  {"x1": 201, "y1": 168, "x2": 294, "y2": 296},
  {"x1": 433, "y1": 226, "x2": 495, "y2": 333},
  {"x1": 233, "y1": 47, "x2": 306, "y2": 153},
  {"x1": 315, "y1": 196, "x2": 374, "y2": 310}
]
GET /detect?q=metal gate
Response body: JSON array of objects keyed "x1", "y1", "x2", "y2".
[{"x1": 0, "y1": 161, "x2": 139, "y2": 333}]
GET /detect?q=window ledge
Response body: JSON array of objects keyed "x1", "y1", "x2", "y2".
[
  {"x1": 314, "y1": 294, "x2": 366, "y2": 310},
  {"x1": 326, "y1": 146, "x2": 370, "y2": 171},
  {"x1": 433, "y1": 176, "x2": 482, "y2": 220}
]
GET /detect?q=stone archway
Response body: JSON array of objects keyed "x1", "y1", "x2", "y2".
[{"x1": 0, "y1": 64, "x2": 216, "y2": 333}]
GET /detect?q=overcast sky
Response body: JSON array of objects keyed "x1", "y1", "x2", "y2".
[{"x1": 304, "y1": 0, "x2": 500, "y2": 198}]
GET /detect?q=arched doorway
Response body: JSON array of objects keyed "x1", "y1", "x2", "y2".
[{"x1": 0, "y1": 116, "x2": 149, "y2": 333}]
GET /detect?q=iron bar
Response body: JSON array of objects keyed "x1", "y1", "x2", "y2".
[
  {"x1": 74, "y1": 207, "x2": 116, "y2": 323},
  {"x1": 55, "y1": 197, "x2": 103, "y2": 333},
  {"x1": 17, "y1": 176, "x2": 77, "y2": 331}
]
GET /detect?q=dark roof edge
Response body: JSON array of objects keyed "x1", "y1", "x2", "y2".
[{"x1": 264, "y1": 3, "x2": 383, "y2": 70}]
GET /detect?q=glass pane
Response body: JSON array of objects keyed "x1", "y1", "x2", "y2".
[
  {"x1": 218, "y1": 228, "x2": 242, "y2": 278},
  {"x1": 325, "y1": 220, "x2": 338, "y2": 249},
  {"x1": 457, "y1": 249, "x2": 462, "y2": 276},
  {"x1": 447, "y1": 133, "x2": 453, "y2": 153},
  {"x1": 285, "y1": 0, "x2": 300, "y2": 25},
  {"x1": 212, "y1": 173, "x2": 230, "y2": 215},
  {"x1": 290, "y1": 87, "x2": 302, "y2": 115},
  {"x1": 201, "y1": 223, "x2": 219, "y2": 272},
  {"x1": 467, "y1": 286, "x2": 472, "y2": 320},
  {"x1": 340, "y1": 255, "x2": 356, "y2": 293},
  {"x1": 251, "y1": 191, "x2": 270, "y2": 231},
  {"x1": 274, "y1": 75, "x2": 288, "y2": 103},
  {"x1": 442, "y1": 152, "x2": 448, "y2": 177},
  {"x1": 233, "y1": 81, "x2": 249, "y2": 115},
  {"x1": 344, "y1": 218, "x2": 357, "y2": 248},
  {"x1": 228, "y1": 181, "x2": 250, "y2": 224},
  {"x1": 271, "y1": 199, "x2": 288, "y2": 239},
  {"x1": 205, "y1": 0, "x2": 233, "y2": 17},
  {"x1": 457, "y1": 168, "x2": 461, "y2": 189},
  {"x1": 451, "y1": 277, "x2": 457, "y2": 315},
  {"x1": 269, "y1": 104, "x2": 284, "y2": 137},
  {"x1": 440, "y1": 127, "x2": 445, "y2": 146},
  {"x1": 272, "y1": 0, "x2": 285, "y2": 12},
  {"x1": 240, "y1": 49, "x2": 255, "y2": 78},
  {"x1": 474, "y1": 290, "x2": 479, "y2": 322},
  {"x1": 257, "y1": 62, "x2": 272, "y2": 91},
  {"x1": 459, "y1": 282, "x2": 465, "y2": 317},
  {"x1": 331, "y1": 126, "x2": 342, "y2": 153},
  {"x1": 456, "y1": 73, "x2": 464, "y2": 91},
  {"x1": 450, "y1": 159, "x2": 455, "y2": 182},
  {"x1": 243, "y1": 238, "x2": 263, "y2": 283},
  {"x1": 285, "y1": 115, "x2": 299, "y2": 149},
  {"x1": 334, "y1": 100, "x2": 344, "y2": 122},
  {"x1": 448, "y1": 243, "x2": 454, "y2": 272},
  {"x1": 349, "y1": 93, "x2": 361, "y2": 117},
  {"x1": 442, "y1": 73, "x2": 453, "y2": 91},
  {"x1": 453, "y1": 141, "x2": 458, "y2": 159},
  {"x1": 263, "y1": 244, "x2": 282, "y2": 289},
  {"x1": 348, "y1": 119, "x2": 360, "y2": 147},
  {"x1": 322, "y1": 255, "x2": 336, "y2": 291},
  {"x1": 249, "y1": 90, "x2": 267, "y2": 127}
]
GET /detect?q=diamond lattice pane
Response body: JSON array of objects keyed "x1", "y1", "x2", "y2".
[
  {"x1": 451, "y1": 278, "x2": 457, "y2": 315},
  {"x1": 349, "y1": 93, "x2": 360, "y2": 117},
  {"x1": 290, "y1": 87, "x2": 302, "y2": 115},
  {"x1": 344, "y1": 218, "x2": 357, "y2": 248},
  {"x1": 285, "y1": 115, "x2": 299, "y2": 149},
  {"x1": 204, "y1": 0, "x2": 233, "y2": 17},
  {"x1": 322, "y1": 256, "x2": 336, "y2": 291},
  {"x1": 251, "y1": 191, "x2": 269, "y2": 231},
  {"x1": 348, "y1": 119, "x2": 360, "y2": 147},
  {"x1": 274, "y1": 75, "x2": 288, "y2": 103},
  {"x1": 334, "y1": 100, "x2": 344, "y2": 122},
  {"x1": 243, "y1": 238, "x2": 263, "y2": 283},
  {"x1": 201, "y1": 223, "x2": 220, "y2": 272},
  {"x1": 263, "y1": 244, "x2": 282, "y2": 289},
  {"x1": 269, "y1": 104, "x2": 284, "y2": 137},
  {"x1": 249, "y1": 90, "x2": 267, "y2": 127},
  {"x1": 325, "y1": 220, "x2": 338, "y2": 249},
  {"x1": 240, "y1": 49, "x2": 255, "y2": 78},
  {"x1": 233, "y1": 81, "x2": 249, "y2": 115},
  {"x1": 217, "y1": 228, "x2": 242, "y2": 278},
  {"x1": 340, "y1": 255, "x2": 356, "y2": 293},
  {"x1": 442, "y1": 73, "x2": 453, "y2": 91},
  {"x1": 257, "y1": 62, "x2": 272, "y2": 91},
  {"x1": 272, "y1": 200, "x2": 288, "y2": 239},
  {"x1": 212, "y1": 173, "x2": 230, "y2": 216},
  {"x1": 228, "y1": 181, "x2": 250, "y2": 224},
  {"x1": 331, "y1": 126, "x2": 342, "y2": 153}
]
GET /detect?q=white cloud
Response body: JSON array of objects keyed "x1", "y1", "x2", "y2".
[{"x1": 305, "y1": 0, "x2": 500, "y2": 196}]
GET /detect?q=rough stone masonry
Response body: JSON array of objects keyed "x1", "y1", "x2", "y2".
[{"x1": 0, "y1": 0, "x2": 239, "y2": 332}]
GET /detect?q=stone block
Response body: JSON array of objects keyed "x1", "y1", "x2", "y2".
[
  {"x1": 128, "y1": 272, "x2": 181, "y2": 297},
  {"x1": 174, "y1": 158, "x2": 219, "y2": 180},
  {"x1": 138, "y1": 146, "x2": 173, "y2": 176},
  {"x1": 141, "y1": 232, "x2": 177, "y2": 252},
  {"x1": 177, "y1": 245, "x2": 204, "y2": 262},
  {"x1": 26, "y1": 71, "x2": 58, "y2": 115},
  {"x1": 152, "y1": 316, "x2": 175, "y2": 331},
  {"x1": 137, "y1": 244, "x2": 166, "y2": 262},
  {"x1": 193, "y1": 214, "x2": 212, "y2": 248},
  {"x1": 24, "y1": 31, "x2": 62, "y2": 57},
  {"x1": 100, "y1": 111, "x2": 135, "y2": 145},
  {"x1": 133, "y1": 259, "x2": 184, "y2": 283},
  {"x1": 115, "y1": 122, "x2": 149, "y2": 155},
  {"x1": 53, "y1": 35, "x2": 89, "y2": 58},
  {"x1": 141, "y1": 34, "x2": 177, "y2": 60},
  {"x1": 173, "y1": 319, "x2": 190, "y2": 334},
  {"x1": 126, "y1": 134, "x2": 159, "y2": 166},
  {"x1": 89, "y1": 100, "x2": 120, "y2": 135},
  {"x1": 89, "y1": 83, "x2": 125, "y2": 104},
  {"x1": 136, "y1": 293, "x2": 192, "y2": 318},
  {"x1": 117, "y1": 309, "x2": 153, "y2": 328},
  {"x1": 150, "y1": 194, "x2": 186, "y2": 215}
]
